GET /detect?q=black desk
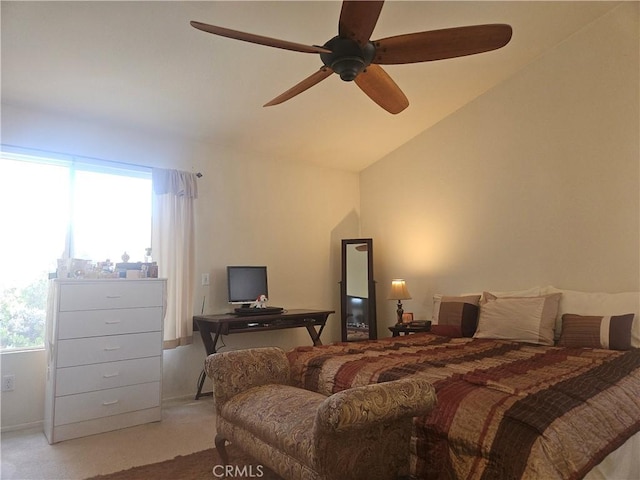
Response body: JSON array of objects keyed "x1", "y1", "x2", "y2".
[{"x1": 193, "y1": 309, "x2": 334, "y2": 399}]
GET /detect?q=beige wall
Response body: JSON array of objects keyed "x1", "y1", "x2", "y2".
[
  {"x1": 0, "y1": 104, "x2": 360, "y2": 429},
  {"x1": 361, "y1": 3, "x2": 639, "y2": 332}
]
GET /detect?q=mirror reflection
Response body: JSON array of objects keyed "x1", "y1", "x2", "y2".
[{"x1": 341, "y1": 238, "x2": 377, "y2": 341}]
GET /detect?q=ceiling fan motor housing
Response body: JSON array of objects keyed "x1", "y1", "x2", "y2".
[{"x1": 320, "y1": 37, "x2": 376, "y2": 81}]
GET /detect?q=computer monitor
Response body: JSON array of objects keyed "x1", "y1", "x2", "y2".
[{"x1": 227, "y1": 266, "x2": 268, "y2": 306}]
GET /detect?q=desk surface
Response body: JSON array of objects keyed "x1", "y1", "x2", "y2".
[{"x1": 193, "y1": 309, "x2": 334, "y2": 326}]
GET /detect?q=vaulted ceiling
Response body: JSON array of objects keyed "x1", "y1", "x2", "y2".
[{"x1": 1, "y1": 1, "x2": 618, "y2": 171}]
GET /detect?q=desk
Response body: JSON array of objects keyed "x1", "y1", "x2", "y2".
[{"x1": 193, "y1": 309, "x2": 334, "y2": 399}]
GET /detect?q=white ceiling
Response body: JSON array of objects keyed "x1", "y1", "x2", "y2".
[{"x1": 1, "y1": 1, "x2": 618, "y2": 172}]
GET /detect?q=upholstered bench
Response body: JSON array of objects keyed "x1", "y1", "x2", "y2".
[{"x1": 205, "y1": 346, "x2": 437, "y2": 480}]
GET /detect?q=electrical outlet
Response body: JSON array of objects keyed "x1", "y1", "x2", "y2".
[
  {"x1": 201, "y1": 273, "x2": 210, "y2": 286},
  {"x1": 2, "y1": 374, "x2": 15, "y2": 392}
]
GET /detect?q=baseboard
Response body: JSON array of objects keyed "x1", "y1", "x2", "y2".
[
  {"x1": 1, "y1": 419, "x2": 43, "y2": 434},
  {"x1": 0, "y1": 395, "x2": 210, "y2": 434},
  {"x1": 162, "y1": 393, "x2": 203, "y2": 405}
]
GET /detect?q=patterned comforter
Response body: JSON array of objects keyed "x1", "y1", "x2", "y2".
[{"x1": 286, "y1": 334, "x2": 640, "y2": 479}]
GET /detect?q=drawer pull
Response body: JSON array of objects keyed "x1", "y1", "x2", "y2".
[
  {"x1": 105, "y1": 320, "x2": 121, "y2": 325},
  {"x1": 104, "y1": 346, "x2": 121, "y2": 351},
  {"x1": 103, "y1": 372, "x2": 120, "y2": 378},
  {"x1": 102, "y1": 399, "x2": 120, "y2": 406},
  {"x1": 106, "y1": 295, "x2": 122, "y2": 299}
]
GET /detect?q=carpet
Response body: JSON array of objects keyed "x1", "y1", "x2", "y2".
[{"x1": 86, "y1": 444, "x2": 282, "y2": 480}]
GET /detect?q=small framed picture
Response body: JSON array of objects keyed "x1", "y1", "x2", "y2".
[{"x1": 402, "y1": 312, "x2": 414, "y2": 324}]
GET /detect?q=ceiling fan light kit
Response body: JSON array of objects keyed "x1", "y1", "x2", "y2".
[
  {"x1": 191, "y1": 1, "x2": 512, "y2": 114},
  {"x1": 320, "y1": 37, "x2": 376, "y2": 81}
]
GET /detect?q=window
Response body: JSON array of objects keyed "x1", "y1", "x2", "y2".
[{"x1": 0, "y1": 150, "x2": 152, "y2": 350}]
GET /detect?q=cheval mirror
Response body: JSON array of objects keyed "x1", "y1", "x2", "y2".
[{"x1": 340, "y1": 238, "x2": 377, "y2": 341}]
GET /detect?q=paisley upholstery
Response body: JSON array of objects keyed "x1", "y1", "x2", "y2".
[
  {"x1": 205, "y1": 346, "x2": 291, "y2": 413},
  {"x1": 205, "y1": 347, "x2": 436, "y2": 480}
]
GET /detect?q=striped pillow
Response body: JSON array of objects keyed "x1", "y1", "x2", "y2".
[
  {"x1": 433, "y1": 295, "x2": 481, "y2": 337},
  {"x1": 558, "y1": 313, "x2": 635, "y2": 350}
]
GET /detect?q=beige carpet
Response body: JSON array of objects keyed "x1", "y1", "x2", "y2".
[
  {"x1": 1, "y1": 398, "x2": 219, "y2": 480},
  {"x1": 85, "y1": 445, "x2": 282, "y2": 480}
]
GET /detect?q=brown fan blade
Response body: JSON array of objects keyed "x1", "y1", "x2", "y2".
[
  {"x1": 264, "y1": 67, "x2": 334, "y2": 107},
  {"x1": 190, "y1": 21, "x2": 331, "y2": 55},
  {"x1": 354, "y1": 64, "x2": 408, "y2": 114},
  {"x1": 373, "y1": 24, "x2": 513, "y2": 64},
  {"x1": 338, "y1": 1, "x2": 385, "y2": 46}
]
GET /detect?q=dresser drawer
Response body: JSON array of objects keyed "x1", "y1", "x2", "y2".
[
  {"x1": 55, "y1": 356, "x2": 162, "y2": 397},
  {"x1": 53, "y1": 381, "x2": 161, "y2": 426},
  {"x1": 57, "y1": 307, "x2": 162, "y2": 339},
  {"x1": 59, "y1": 281, "x2": 164, "y2": 312},
  {"x1": 56, "y1": 332, "x2": 162, "y2": 368},
  {"x1": 45, "y1": 279, "x2": 166, "y2": 443}
]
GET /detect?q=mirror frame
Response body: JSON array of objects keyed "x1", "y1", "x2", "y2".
[{"x1": 340, "y1": 238, "x2": 377, "y2": 341}]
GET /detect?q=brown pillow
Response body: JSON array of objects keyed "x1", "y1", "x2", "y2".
[
  {"x1": 434, "y1": 295, "x2": 481, "y2": 337},
  {"x1": 430, "y1": 324, "x2": 463, "y2": 338},
  {"x1": 558, "y1": 313, "x2": 634, "y2": 350}
]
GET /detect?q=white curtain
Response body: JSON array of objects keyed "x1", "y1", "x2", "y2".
[{"x1": 152, "y1": 168, "x2": 198, "y2": 349}]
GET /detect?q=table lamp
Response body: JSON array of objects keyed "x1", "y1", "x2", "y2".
[{"x1": 388, "y1": 279, "x2": 412, "y2": 324}]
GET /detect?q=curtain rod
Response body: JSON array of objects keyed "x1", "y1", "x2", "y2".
[{"x1": 1, "y1": 143, "x2": 203, "y2": 178}]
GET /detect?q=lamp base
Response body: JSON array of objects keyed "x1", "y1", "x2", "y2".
[{"x1": 396, "y1": 300, "x2": 404, "y2": 324}]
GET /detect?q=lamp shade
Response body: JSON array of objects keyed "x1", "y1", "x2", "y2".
[{"x1": 388, "y1": 279, "x2": 412, "y2": 300}]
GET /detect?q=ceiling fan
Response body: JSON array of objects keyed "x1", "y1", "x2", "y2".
[{"x1": 191, "y1": 1, "x2": 512, "y2": 114}]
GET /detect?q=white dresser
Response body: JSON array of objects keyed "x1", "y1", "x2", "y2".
[{"x1": 44, "y1": 278, "x2": 166, "y2": 443}]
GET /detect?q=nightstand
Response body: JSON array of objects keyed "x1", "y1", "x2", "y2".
[{"x1": 389, "y1": 322, "x2": 432, "y2": 337}]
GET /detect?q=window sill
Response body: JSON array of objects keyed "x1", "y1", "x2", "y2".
[{"x1": 1, "y1": 346, "x2": 45, "y2": 355}]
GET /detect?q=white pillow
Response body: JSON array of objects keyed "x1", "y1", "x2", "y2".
[
  {"x1": 544, "y1": 286, "x2": 640, "y2": 347},
  {"x1": 474, "y1": 292, "x2": 562, "y2": 346},
  {"x1": 480, "y1": 286, "x2": 542, "y2": 302},
  {"x1": 433, "y1": 286, "x2": 542, "y2": 320}
]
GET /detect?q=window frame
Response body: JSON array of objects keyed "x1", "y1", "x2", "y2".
[{"x1": 0, "y1": 145, "x2": 152, "y2": 352}]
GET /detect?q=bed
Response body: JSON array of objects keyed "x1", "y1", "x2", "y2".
[{"x1": 286, "y1": 287, "x2": 640, "y2": 479}]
